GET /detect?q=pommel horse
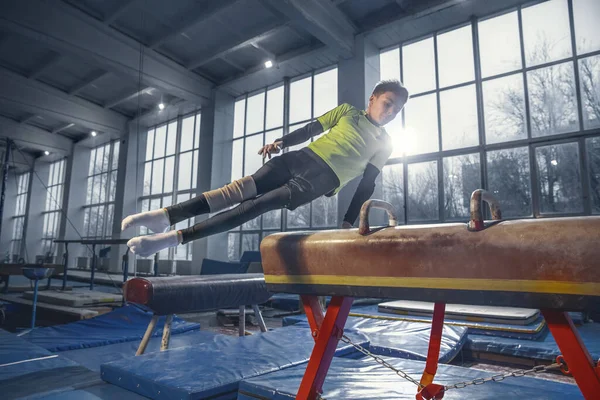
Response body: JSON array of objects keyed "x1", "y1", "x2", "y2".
[{"x1": 259, "y1": 189, "x2": 600, "y2": 400}]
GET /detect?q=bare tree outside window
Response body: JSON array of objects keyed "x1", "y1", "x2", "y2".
[
  {"x1": 377, "y1": 0, "x2": 599, "y2": 223},
  {"x1": 382, "y1": 164, "x2": 405, "y2": 223},
  {"x1": 587, "y1": 137, "x2": 600, "y2": 213},
  {"x1": 580, "y1": 54, "x2": 600, "y2": 129},
  {"x1": 528, "y1": 61, "x2": 579, "y2": 137},
  {"x1": 535, "y1": 142, "x2": 583, "y2": 213},
  {"x1": 487, "y1": 147, "x2": 532, "y2": 217},
  {"x1": 444, "y1": 154, "x2": 481, "y2": 219},
  {"x1": 408, "y1": 161, "x2": 438, "y2": 222}
]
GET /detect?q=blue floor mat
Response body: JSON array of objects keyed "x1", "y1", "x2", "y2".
[
  {"x1": 316, "y1": 305, "x2": 548, "y2": 340},
  {"x1": 101, "y1": 326, "x2": 369, "y2": 400},
  {"x1": 62, "y1": 329, "x2": 236, "y2": 371},
  {"x1": 287, "y1": 315, "x2": 467, "y2": 363},
  {"x1": 31, "y1": 382, "x2": 149, "y2": 400},
  {"x1": 238, "y1": 357, "x2": 583, "y2": 399},
  {"x1": 466, "y1": 322, "x2": 600, "y2": 361},
  {"x1": 1, "y1": 328, "x2": 99, "y2": 399},
  {"x1": 0, "y1": 328, "x2": 52, "y2": 366},
  {"x1": 20, "y1": 304, "x2": 200, "y2": 351}
]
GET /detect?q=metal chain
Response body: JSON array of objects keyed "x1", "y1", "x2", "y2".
[
  {"x1": 340, "y1": 334, "x2": 423, "y2": 388},
  {"x1": 339, "y1": 334, "x2": 565, "y2": 395},
  {"x1": 444, "y1": 362, "x2": 564, "y2": 391}
]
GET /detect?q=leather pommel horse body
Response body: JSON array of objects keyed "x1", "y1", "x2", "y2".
[{"x1": 260, "y1": 191, "x2": 600, "y2": 400}]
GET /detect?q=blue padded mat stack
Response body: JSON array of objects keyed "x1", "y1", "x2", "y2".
[
  {"x1": 62, "y1": 329, "x2": 236, "y2": 371},
  {"x1": 466, "y1": 322, "x2": 600, "y2": 361},
  {"x1": 0, "y1": 329, "x2": 99, "y2": 399},
  {"x1": 237, "y1": 357, "x2": 583, "y2": 399},
  {"x1": 288, "y1": 316, "x2": 467, "y2": 363},
  {"x1": 324, "y1": 305, "x2": 548, "y2": 340},
  {"x1": 101, "y1": 326, "x2": 369, "y2": 400},
  {"x1": 20, "y1": 304, "x2": 201, "y2": 351}
]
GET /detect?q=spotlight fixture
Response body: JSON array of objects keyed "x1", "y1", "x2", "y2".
[
  {"x1": 264, "y1": 60, "x2": 273, "y2": 68},
  {"x1": 44, "y1": 150, "x2": 50, "y2": 156},
  {"x1": 91, "y1": 131, "x2": 97, "y2": 137},
  {"x1": 158, "y1": 103, "x2": 165, "y2": 110}
]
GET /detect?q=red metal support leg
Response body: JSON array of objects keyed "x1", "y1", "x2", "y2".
[
  {"x1": 297, "y1": 296, "x2": 354, "y2": 400},
  {"x1": 301, "y1": 295, "x2": 325, "y2": 340},
  {"x1": 415, "y1": 303, "x2": 447, "y2": 400},
  {"x1": 420, "y1": 302, "x2": 446, "y2": 388},
  {"x1": 541, "y1": 310, "x2": 600, "y2": 400}
]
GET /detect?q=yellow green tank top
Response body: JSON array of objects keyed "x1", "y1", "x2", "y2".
[{"x1": 308, "y1": 103, "x2": 393, "y2": 194}]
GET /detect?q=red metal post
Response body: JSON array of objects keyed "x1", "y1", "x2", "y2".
[
  {"x1": 301, "y1": 295, "x2": 325, "y2": 339},
  {"x1": 420, "y1": 303, "x2": 446, "y2": 388},
  {"x1": 297, "y1": 296, "x2": 354, "y2": 400},
  {"x1": 541, "y1": 310, "x2": 600, "y2": 400}
]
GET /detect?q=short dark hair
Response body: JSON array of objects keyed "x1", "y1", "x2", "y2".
[{"x1": 371, "y1": 79, "x2": 409, "y2": 103}]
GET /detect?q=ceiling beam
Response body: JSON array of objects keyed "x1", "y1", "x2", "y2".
[
  {"x1": 187, "y1": 20, "x2": 283, "y2": 70},
  {"x1": 0, "y1": 116, "x2": 72, "y2": 156},
  {"x1": 218, "y1": 43, "x2": 327, "y2": 95},
  {"x1": 104, "y1": 86, "x2": 152, "y2": 109},
  {"x1": 0, "y1": 67, "x2": 128, "y2": 135},
  {"x1": 19, "y1": 114, "x2": 39, "y2": 124},
  {"x1": 131, "y1": 98, "x2": 185, "y2": 125},
  {"x1": 28, "y1": 51, "x2": 62, "y2": 80},
  {"x1": 103, "y1": 0, "x2": 139, "y2": 25},
  {"x1": 258, "y1": 0, "x2": 356, "y2": 58},
  {"x1": 250, "y1": 43, "x2": 276, "y2": 62},
  {"x1": 220, "y1": 57, "x2": 245, "y2": 71},
  {"x1": 149, "y1": 0, "x2": 240, "y2": 49},
  {"x1": 51, "y1": 123, "x2": 75, "y2": 134},
  {"x1": 0, "y1": 0, "x2": 213, "y2": 105},
  {"x1": 365, "y1": 0, "x2": 469, "y2": 37},
  {"x1": 69, "y1": 71, "x2": 109, "y2": 95}
]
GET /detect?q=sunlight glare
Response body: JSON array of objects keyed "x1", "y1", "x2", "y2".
[{"x1": 390, "y1": 126, "x2": 418, "y2": 158}]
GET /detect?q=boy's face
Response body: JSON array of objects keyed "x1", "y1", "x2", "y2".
[{"x1": 367, "y1": 91, "x2": 405, "y2": 126}]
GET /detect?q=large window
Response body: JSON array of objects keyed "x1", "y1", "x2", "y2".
[
  {"x1": 379, "y1": 0, "x2": 600, "y2": 221},
  {"x1": 228, "y1": 67, "x2": 339, "y2": 260},
  {"x1": 83, "y1": 141, "x2": 120, "y2": 239},
  {"x1": 42, "y1": 159, "x2": 66, "y2": 257},
  {"x1": 140, "y1": 112, "x2": 201, "y2": 261},
  {"x1": 11, "y1": 173, "x2": 30, "y2": 260}
]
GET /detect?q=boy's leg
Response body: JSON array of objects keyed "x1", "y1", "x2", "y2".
[
  {"x1": 127, "y1": 186, "x2": 291, "y2": 257},
  {"x1": 178, "y1": 185, "x2": 291, "y2": 244},
  {"x1": 128, "y1": 163, "x2": 340, "y2": 257},
  {"x1": 122, "y1": 155, "x2": 291, "y2": 233}
]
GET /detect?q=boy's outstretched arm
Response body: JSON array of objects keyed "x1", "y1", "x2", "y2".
[
  {"x1": 259, "y1": 120, "x2": 323, "y2": 159},
  {"x1": 342, "y1": 163, "x2": 381, "y2": 227},
  {"x1": 259, "y1": 103, "x2": 354, "y2": 158},
  {"x1": 276, "y1": 120, "x2": 324, "y2": 148}
]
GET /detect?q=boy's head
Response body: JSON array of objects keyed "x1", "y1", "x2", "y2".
[{"x1": 366, "y1": 79, "x2": 409, "y2": 126}]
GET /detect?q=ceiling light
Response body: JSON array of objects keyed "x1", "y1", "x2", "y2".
[
  {"x1": 158, "y1": 103, "x2": 165, "y2": 110},
  {"x1": 264, "y1": 60, "x2": 273, "y2": 68},
  {"x1": 44, "y1": 151, "x2": 50, "y2": 156},
  {"x1": 551, "y1": 159, "x2": 558, "y2": 166},
  {"x1": 91, "y1": 131, "x2": 97, "y2": 137}
]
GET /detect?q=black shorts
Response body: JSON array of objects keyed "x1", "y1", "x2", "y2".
[{"x1": 251, "y1": 148, "x2": 340, "y2": 210}]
